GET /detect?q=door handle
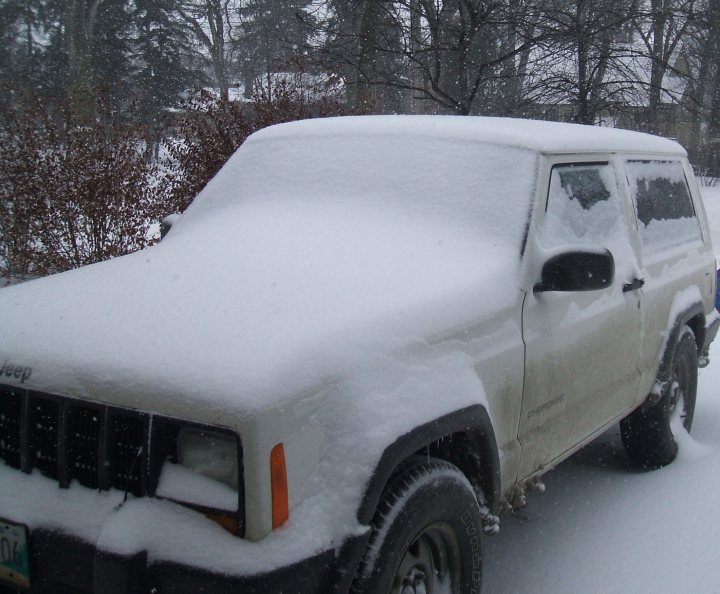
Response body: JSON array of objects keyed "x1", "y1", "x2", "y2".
[{"x1": 622, "y1": 278, "x2": 645, "y2": 293}]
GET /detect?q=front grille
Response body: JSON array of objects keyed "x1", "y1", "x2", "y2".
[
  {"x1": 0, "y1": 384, "x2": 245, "y2": 535},
  {"x1": 66, "y1": 402, "x2": 102, "y2": 489},
  {"x1": 107, "y1": 409, "x2": 147, "y2": 495},
  {"x1": 29, "y1": 396, "x2": 60, "y2": 478},
  {"x1": 0, "y1": 385, "x2": 149, "y2": 495},
  {"x1": 0, "y1": 387, "x2": 21, "y2": 469}
]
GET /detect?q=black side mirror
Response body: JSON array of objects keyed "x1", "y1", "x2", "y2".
[{"x1": 534, "y1": 249, "x2": 614, "y2": 293}]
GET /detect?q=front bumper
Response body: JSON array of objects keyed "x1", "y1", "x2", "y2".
[
  {"x1": 5, "y1": 527, "x2": 364, "y2": 594},
  {"x1": 0, "y1": 435, "x2": 369, "y2": 594},
  {"x1": 0, "y1": 463, "x2": 367, "y2": 594}
]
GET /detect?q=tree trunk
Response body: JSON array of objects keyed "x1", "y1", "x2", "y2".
[
  {"x1": 64, "y1": 0, "x2": 104, "y2": 123},
  {"x1": 646, "y1": 0, "x2": 668, "y2": 133},
  {"x1": 356, "y1": 0, "x2": 383, "y2": 112}
]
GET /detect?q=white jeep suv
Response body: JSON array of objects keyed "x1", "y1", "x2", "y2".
[{"x1": 0, "y1": 116, "x2": 717, "y2": 594}]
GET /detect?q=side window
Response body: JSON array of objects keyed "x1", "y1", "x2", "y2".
[
  {"x1": 543, "y1": 163, "x2": 625, "y2": 248},
  {"x1": 625, "y1": 160, "x2": 702, "y2": 250}
]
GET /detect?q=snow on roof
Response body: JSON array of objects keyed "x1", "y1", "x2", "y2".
[{"x1": 250, "y1": 115, "x2": 686, "y2": 156}]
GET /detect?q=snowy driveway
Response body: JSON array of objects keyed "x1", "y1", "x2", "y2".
[{"x1": 483, "y1": 186, "x2": 720, "y2": 594}]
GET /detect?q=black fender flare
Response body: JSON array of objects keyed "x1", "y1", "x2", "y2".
[
  {"x1": 329, "y1": 404, "x2": 499, "y2": 593},
  {"x1": 656, "y1": 302, "x2": 705, "y2": 388},
  {"x1": 356, "y1": 404, "x2": 500, "y2": 524}
]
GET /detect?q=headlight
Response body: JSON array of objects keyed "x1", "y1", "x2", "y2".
[
  {"x1": 177, "y1": 427, "x2": 239, "y2": 491},
  {"x1": 155, "y1": 426, "x2": 240, "y2": 514}
]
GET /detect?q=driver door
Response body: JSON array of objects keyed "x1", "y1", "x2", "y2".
[{"x1": 518, "y1": 158, "x2": 643, "y2": 480}]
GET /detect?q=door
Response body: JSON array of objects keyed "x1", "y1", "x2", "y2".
[{"x1": 518, "y1": 159, "x2": 643, "y2": 479}]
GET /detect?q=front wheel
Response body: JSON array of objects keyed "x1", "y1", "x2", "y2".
[
  {"x1": 621, "y1": 325, "x2": 698, "y2": 469},
  {"x1": 352, "y1": 457, "x2": 483, "y2": 594}
]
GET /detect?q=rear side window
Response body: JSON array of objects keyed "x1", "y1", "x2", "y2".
[{"x1": 625, "y1": 160, "x2": 701, "y2": 250}]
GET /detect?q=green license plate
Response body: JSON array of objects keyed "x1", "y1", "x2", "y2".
[{"x1": 0, "y1": 518, "x2": 29, "y2": 589}]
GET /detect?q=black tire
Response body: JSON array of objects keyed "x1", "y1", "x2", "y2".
[
  {"x1": 352, "y1": 457, "x2": 483, "y2": 594},
  {"x1": 621, "y1": 325, "x2": 698, "y2": 469}
]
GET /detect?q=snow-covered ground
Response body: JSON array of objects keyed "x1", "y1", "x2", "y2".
[{"x1": 483, "y1": 185, "x2": 720, "y2": 594}]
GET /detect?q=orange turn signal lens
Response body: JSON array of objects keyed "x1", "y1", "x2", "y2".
[
  {"x1": 204, "y1": 512, "x2": 240, "y2": 535},
  {"x1": 270, "y1": 443, "x2": 289, "y2": 529}
]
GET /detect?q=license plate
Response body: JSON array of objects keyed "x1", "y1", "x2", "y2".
[{"x1": 0, "y1": 518, "x2": 29, "y2": 589}]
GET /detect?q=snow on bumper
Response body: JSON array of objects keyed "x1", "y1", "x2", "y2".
[{"x1": 0, "y1": 466, "x2": 357, "y2": 593}]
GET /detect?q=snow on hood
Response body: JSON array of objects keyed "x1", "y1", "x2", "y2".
[{"x1": 0, "y1": 118, "x2": 537, "y2": 417}]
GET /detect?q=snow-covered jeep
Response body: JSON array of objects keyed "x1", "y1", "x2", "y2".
[{"x1": 1, "y1": 116, "x2": 718, "y2": 594}]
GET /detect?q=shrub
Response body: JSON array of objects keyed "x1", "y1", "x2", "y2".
[
  {"x1": 163, "y1": 80, "x2": 347, "y2": 214},
  {"x1": 0, "y1": 102, "x2": 165, "y2": 282},
  {"x1": 0, "y1": 82, "x2": 347, "y2": 283}
]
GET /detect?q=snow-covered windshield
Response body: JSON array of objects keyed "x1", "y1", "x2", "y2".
[{"x1": 179, "y1": 123, "x2": 539, "y2": 256}]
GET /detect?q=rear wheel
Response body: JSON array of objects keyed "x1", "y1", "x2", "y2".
[
  {"x1": 621, "y1": 325, "x2": 698, "y2": 469},
  {"x1": 352, "y1": 457, "x2": 483, "y2": 594}
]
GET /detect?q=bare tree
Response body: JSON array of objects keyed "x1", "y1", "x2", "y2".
[
  {"x1": 530, "y1": 0, "x2": 639, "y2": 124},
  {"x1": 63, "y1": 0, "x2": 105, "y2": 120},
  {"x1": 633, "y1": 0, "x2": 696, "y2": 132},
  {"x1": 317, "y1": 0, "x2": 404, "y2": 112},
  {"x1": 177, "y1": 0, "x2": 235, "y2": 102},
  {"x1": 495, "y1": 0, "x2": 545, "y2": 115},
  {"x1": 318, "y1": 0, "x2": 548, "y2": 115},
  {"x1": 684, "y1": 0, "x2": 720, "y2": 169},
  {"x1": 236, "y1": 0, "x2": 318, "y2": 101}
]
